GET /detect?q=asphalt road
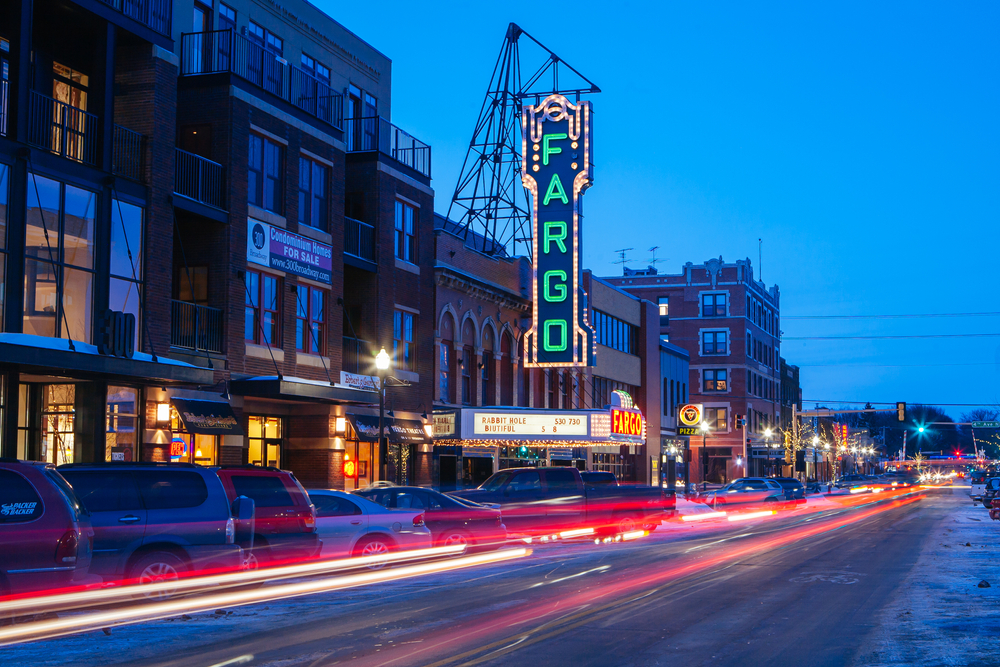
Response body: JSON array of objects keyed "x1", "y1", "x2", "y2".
[{"x1": 3, "y1": 487, "x2": 964, "y2": 667}]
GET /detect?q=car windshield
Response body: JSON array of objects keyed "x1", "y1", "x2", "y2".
[{"x1": 480, "y1": 471, "x2": 513, "y2": 492}]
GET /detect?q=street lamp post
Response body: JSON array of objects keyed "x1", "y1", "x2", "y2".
[
  {"x1": 700, "y1": 421, "x2": 710, "y2": 491},
  {"x1": 812, "y1": 435, "x2": 820, "y2": 486},
  {"x1": 764, "y1": 428, "x2": 773, "y2": 477},
  {"x1": 375, "y1": 347, "x2": 391, "y2": 483}
]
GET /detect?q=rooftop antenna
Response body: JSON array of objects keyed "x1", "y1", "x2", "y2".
[
  {"x1": 647, "y1": 245, "x2": 666, "y2": 268},
  {"x1": 446, "y1": 23, "x2": 601, "y2": 259},
  {"x1": 613, "y1": 247, "x2": 634, "y2": 275}
]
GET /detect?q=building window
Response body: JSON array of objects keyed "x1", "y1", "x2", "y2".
[
  {"x1": 461, "y1": 346, "x2": 473, "y2": 405},
  {"x1": 248, "y1": 416, "x2": 282, "y2": 468},
  {"x1": 702, "y1": 293, "x2": 726, "y2": 317},
  {"x1": 663, "y1": 378, "x2": 671, "y2": 417},
  {"x1": 393, "y1": 310, "x2": 415, "y2": 371},
  {"x1": 481, "y1": 350, "x2": 493, "y2": 406},
  {"x1": 705, "y1": 407, "x2": 728, "y2": 431},
  {"x1": 109, "y1": 198, "x2": 144, "y2": 350},
  {"x1": 394, "y1": 200, "x2": 416, "y2": 262},
  {"x1": 704, "y1": 369, "x2": 727, "y2": 392},
  {"x1": 439, "y1": 344, "x2": 450, "y2": 403},
  {"x1": 658, "y1": 297, "x2": 669, "y2": 326},
  {"x1": 248, "y1": 134, "x2": 283, "y2": 213},
  {"x1": 297, "y1": 157, "x2": 328, "y2": 231},
  {"x1": 244, "y1": 270, "x2": 280, "y2": 345},
  {"x1": 295, "y1": 285, "x2": 325, "y2": 355},
  {"x1": 219, "y1": 3, "x2": 236, "y2": 30},
  {"x1": 0, "y1": 164, "x2": 8, "y2": 330},
  {"x1": 300, "y1": 54, "x2": 330, "y2": 83},
  {"x1": 593, "y1": 310, "x2": 637, "y2": 354},
  {"x1": 701, "y1": 330, "x2": 727, "y2": 355},
  {"x1": 24, "y1": 174, "x2": 96, "y2": 343}
]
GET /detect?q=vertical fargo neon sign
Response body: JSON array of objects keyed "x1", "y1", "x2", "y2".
[{"x1": 522, "y1": 95, "x2": 596, "y2": 367}]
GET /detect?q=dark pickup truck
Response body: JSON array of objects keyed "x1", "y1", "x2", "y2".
[{"x1": 450, "y1": 467, "x2": 675, "y2": 536}]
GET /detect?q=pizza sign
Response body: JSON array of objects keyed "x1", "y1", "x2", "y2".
[{"x1": 678, "y1": 404, "x2": 704, "y2": 436}]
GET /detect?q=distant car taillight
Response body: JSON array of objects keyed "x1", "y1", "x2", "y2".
[
  {"x1": 225, "y1": 518, "x2": 235, "y2": 544},
  {"x1": 304, "y1": 507, "x2": 316, "y2": 531},
  {"x1": 55, "y1": 530, "x2": 79, "y2": 565},
  {"x1": 413, "y1": 513, "x2": 425, "y2": 527}
]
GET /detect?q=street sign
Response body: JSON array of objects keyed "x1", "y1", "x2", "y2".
[{"x1": 973, "y1": 421, "x2": 1000, "y2": 429}]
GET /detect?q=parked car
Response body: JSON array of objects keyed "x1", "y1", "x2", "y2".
[
  {"x1": 57, "y1": 463, "x2": 243, "y2": 587},
  {"x1": 307, "y1": 489, "x2": 431, "y2": 564},
  {"x1": 971, "y1": 470, "x2": 988, "y2": 506},
  {"x1": 451, "y1": 467, "x2": 674, "y2": 536},
  {"x1": 698, "y1": 478, "x2": 785, "y2": 508},
  {"x1": 773, "y1": 477, "x2": 806, "y2": 501},
  {"x1": 580, "y1": 471, "x2": 618, "y2": 487},
  {"x1": 834, "y1": 475, "x2": 871, "y2": 490},
  {"x1": 215, "y1": 466, "x2": 321, "y2": 568},
  {"x1": 0, "y1": 460, "x2": 94, "y2": 596},
  {"x1": 356, "y1": 486, "x2": 506, "y2": 551},
  {"x1": 983, "y1": 478, "x2": 1000, "y2": 520}
]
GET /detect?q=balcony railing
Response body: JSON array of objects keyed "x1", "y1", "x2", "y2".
[
  {"x1": 180, "y1": 30, "x2": 344, "y2": 130},
  {"x1": 174, "y1": 148, "x2": 226, "y2": 210},
  {"x1": 0, "y1": 79, "x2": 8, "y2": 137},
  {"x1": 342, "y1": 337, "x2": 374, "y2": 375},
  {"x1": 171, "y1": 300, "x2": 224, "y2": 354},
  {"x1": 112, "y1": 125, "x2": 145, "y2": 182},
  {"x1": 96, "y1": 0, "x2": 172, "y2": 37},
  {"x1": 28, "y1": 91, "x2": 98, "y2": 166},
  {"x1": 344, "y1": 217, "x2": 375, "y2": 263},
  {"x1": 345, "y1": 116, "x2": 431, "y2": 178}
]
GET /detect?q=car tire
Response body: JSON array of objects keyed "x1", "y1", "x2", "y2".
[
  {"x1": 614, "y1": 513, "x2": 639, "y2": 534},
  {"x1": 441, "y1": 531, "x2": 473, "y2": 554},
  {"x1": 129, "y1": 551, "x2": 187, "y2": 600},
  {"x1": 354, "y1": 536, "x2": 395, "y2": 570},
  {"x1": 765, "y1": 496, "x2": 778, "y2": 504}
]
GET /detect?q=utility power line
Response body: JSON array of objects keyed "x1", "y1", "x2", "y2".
[
  {"x1": 783, "y1": 333, "x2": 1000, "y2": 340},
  {"x1": 796, "y1": 362, "x2": 991, "y2": 368}
]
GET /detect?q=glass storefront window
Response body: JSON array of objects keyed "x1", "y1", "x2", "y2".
[
  {"x1": 110, "y1": 198, "x2": 143, "y2": 349},
  {"x1": 41, "y1": 384, "x2": 75, "y2": 465},
  {"x1": 105, "y1": 386, "x2": 138, "y2": 462},
  {"x1": 248, "y1": 415, "x2": 282, "y2": 467},
  {"x1": 169, "y1": 407, "x2": 218, "y2": 465},
  {"x1": 24, "y1": 174, "x2": 96, "y2": 343},
  {"x1": 0, "y1": 163, "x2": 8, "y2": 331}
]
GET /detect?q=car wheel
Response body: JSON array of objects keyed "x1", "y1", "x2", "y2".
[
  {"x1": 615, "y1": 513, "x2": 639, "y2": 534},
  {"x1": 765, "y1": 496, "x2": 778, "y2": 504},
  {"x1": 130, "y1": 551, "x2": 186, "y2": 600},
  {"x1": 442, "y1": 532, "x2": 472, "y2": 553},
  {"x1": 355, "y1": 536, "x2": 394, "y2": 570}
]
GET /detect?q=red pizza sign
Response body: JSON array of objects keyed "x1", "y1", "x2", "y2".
[
  {"x1": 679, "y1": 404, "x2": 703, "y2": 427},
  {"x1": 611, "y1": 408, "x2": 644, "y2": 439},
  {"x1": 343, "y1": 460, "x2": 357, "y2": 478}
]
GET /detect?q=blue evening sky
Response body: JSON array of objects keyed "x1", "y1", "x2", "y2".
[{"x1": 321, "y1": 1, "x2": 1000, "y2": 417}]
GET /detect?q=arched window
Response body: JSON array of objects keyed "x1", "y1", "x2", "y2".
[
  {"x1": 500, "y1": 332, "x2": 514, "y2": 405},
  {"x1": 461, "y1": 319, "x2": 475, "y2": 405},
  {"x1": 439, "y1": 312, "x2": 455, "y2": 403},
  {"x1": 481, "y1": 327, "x2": 495, "y2": 406}
]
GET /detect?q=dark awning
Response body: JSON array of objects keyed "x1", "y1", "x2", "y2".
[
  {"x1": 228, "y1": 376, "x2": 376, "y2": 404},
  {"x1": 348, "y1": 414, "x2": 430, "y2": 444},
  {"x1": 171, "y1": 398, "x2": 244, "y2": 435}
]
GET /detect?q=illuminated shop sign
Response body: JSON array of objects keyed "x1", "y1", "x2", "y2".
[
  {"x1": 611, "y1": 408, "x2": 644, "y2": 440},
  {"x1": 522, "y1": 94, "x2": 595, "y2": 367},
  {"x1": 473, "y1": 412, "x2": 588, "y2": 437},
  {"x1": 677, "y1": 403, "x2": 703, "y2": 436},
  {"x1": 247, "y1": 218, "x2": 333, "y2": 283}
]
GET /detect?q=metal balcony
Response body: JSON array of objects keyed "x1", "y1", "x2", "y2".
[
  {"x1": 96, "y1": 0, "x2": 172, "y2": 37},
  {"x1": 28, "y1": 91, "x2": 98, "y2": 166},
  {"x1": 345, "y1": 217, "x2": 376, "y2": 263},
  {"x1": 345, "y1": 116, "x2": 431, "y2": 178},
  {"x1": 171, "y1": 300, "x2": 224, "y2": 354},
  {"x1": 174, "y1": 148, "x2": 226, "y2": 210},
  {"x1": 180, "y1": 30, "x2": 344, "y2": 130},
  {"x1": 112, "y1": 125, "x2": 145, "y2": 182}
]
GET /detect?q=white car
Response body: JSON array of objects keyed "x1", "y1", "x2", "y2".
[{"x1": 307, "y1": 489, "x2": 432, "y2": 565}]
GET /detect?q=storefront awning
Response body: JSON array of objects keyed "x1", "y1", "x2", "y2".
[
  {"x1": 347, "y1": 414, "x2": 431, "y2": 444},
  {"x1": 229, "y1": 376, "x2": 377, "y2": 404},
  {"x1": 171, "y1": 398, "x2": 243, "y2": 435},
  {"x1": 0, "y1": 333, "x2": 214, "y2": 385}
]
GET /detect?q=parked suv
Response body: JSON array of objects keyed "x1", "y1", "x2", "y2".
[
  {"x1": 58, "y1": 463, "x2": 243, "y2": 585},
  {"x1": 215, "y1": 466, "x2": 321, "y2": 567},
  {"x1": 0, "y1": 460, "x2": 94, "y2": 595}
]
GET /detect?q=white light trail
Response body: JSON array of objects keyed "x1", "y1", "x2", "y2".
[
  {"x1": 727, "y1": 511, "x2": 775, "y2": 522},
  {"x1": 0, "y1": 548, "x2": 529, "y2": 647},
  {"x1": 681, "y1": 511, "x2": 727, "y2": 522}
]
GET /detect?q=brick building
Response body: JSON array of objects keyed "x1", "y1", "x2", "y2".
[
  {"x1": 0, "y1": 0, "x2": 435, "y2": 488},
  {"x1": 432, "y1": 217, "x2": 662, "y2": 487},
  {"x1": 605, "y1": 257, "x2": 782, "y2": 483}
]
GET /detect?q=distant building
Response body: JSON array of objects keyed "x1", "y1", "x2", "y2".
[
  {"x1": 605, "y1": 257, "x2": 781, "y2": 483},
  {"x1": 659, "y1": 341, "x2": 691, "y2": 489},
  {"x1": 779, "y1": 358, "x2": 801, "y2": 433}
]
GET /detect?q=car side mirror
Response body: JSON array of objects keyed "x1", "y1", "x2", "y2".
[{"x1": 232, "y1": 495, "x2": 255, "y2": 521}]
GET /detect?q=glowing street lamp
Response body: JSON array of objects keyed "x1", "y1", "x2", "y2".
[
  {"x1": 699, "y1": 421, "x2": 711, "y2": 490},
  {"x1": 376, "y1": 347, "x2": 391, "y2": 482}
]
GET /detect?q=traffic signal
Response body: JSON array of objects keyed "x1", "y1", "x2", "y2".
[
  {"x1": 896, "y1": 402, "x2": 906, "y2": 422},
  {"x1": 734, "y1": 413, "x2": 745, "y2": 429}
]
